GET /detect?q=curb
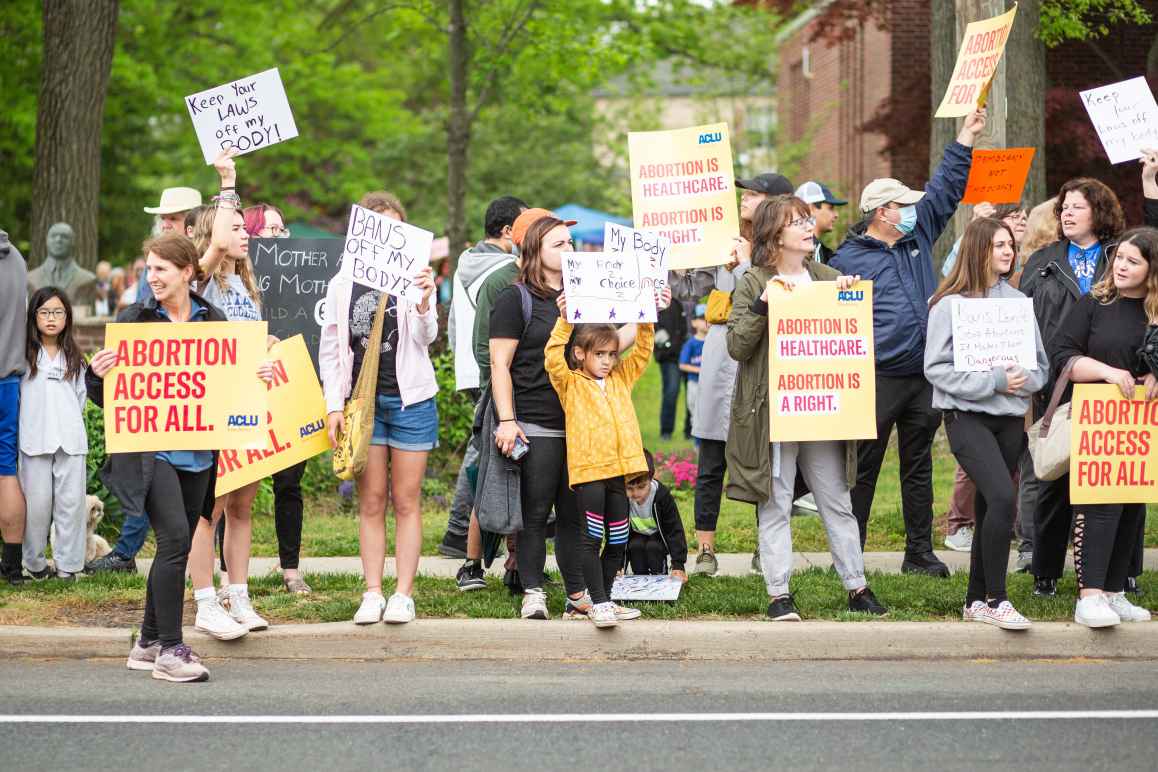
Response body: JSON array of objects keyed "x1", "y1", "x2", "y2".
[{"x1": 9, "y1": 620, "x2": 1158, "y2": 662}]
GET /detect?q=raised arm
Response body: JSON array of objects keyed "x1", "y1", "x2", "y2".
[
  {"x1": 544, "y1": 315, "x2": 573, "y2": 398},
  {"x1": 198, "y1": 148, "x2": 240, "y2": 279}
]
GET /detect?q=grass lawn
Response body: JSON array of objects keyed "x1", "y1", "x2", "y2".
[{"x1": 3, "y1": 569, "x2": 1154, "y2": 627}]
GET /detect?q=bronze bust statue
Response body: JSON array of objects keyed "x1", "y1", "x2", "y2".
[{"x1": 27, "y1": 223, "x2": 96, "y2": 308}]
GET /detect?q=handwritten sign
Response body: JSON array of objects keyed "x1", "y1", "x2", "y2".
[
  {"x1": 768, "y1": 281, "x2": 876, "y2": 442},
  {"x1": 605, "y1": 221, "x2": 670, "y2": 295},
  {"x1": 102, "y1": 321, "x2": 268, "y2": 453},
  {"x1": 561, "y1": 250, "x2": 658, "y2": 324},
  {"x1": 1080, "y1": 76, "x2": 1158, "y2": 165},
  {"x1": 215, "y1": 336, "x2": 329, "y2": 496},
  {"x1": 185, "y1": 68, "x2": 298, "y2": 165},
  {"x1": 628, "y1": 122, "x2": 741, "y2": 270},
  {"x1": 250, "y1": 238, "x2": 340, "y2": 366},
  {"x1": 935, "y1": 6, "x2": 1018, "y2": 118},
  {"x1": 962, "y1": 148, "x2": 1036, "y2": 204},
  {"x1": 339, "y1": 204, "x2": 433, "y2": 304},
  {"x1": 1070, "y1": 384, "x2": 1158, "y2": 504},
  {"x1": 951, "y1": 297, "x2": 1037, "y2": 372},
  {"x1": 611, "y1": 574, "x2": 683, "y2": 602}
]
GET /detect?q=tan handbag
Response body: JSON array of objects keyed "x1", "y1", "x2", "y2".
[
  {"x1": 332, "y1": 296, "x2": 388, "y2": 481},
  {"x1": 1027, "y1": 356, "x2": 1080, "y2": 482}
]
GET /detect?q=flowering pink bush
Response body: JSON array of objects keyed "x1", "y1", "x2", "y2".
[{"x1": 653, "y1": 450, "x2": 698, "y2": 490}]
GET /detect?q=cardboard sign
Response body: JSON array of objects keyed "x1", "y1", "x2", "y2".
[
  {"x1": 605, "y1": 221, "x2": 670, "y2": 298},
  {"x1": 951, "y1": 297, "x2": 1038, "y2": 372},
  {"x1": 1070, "y1": 384, "x2": 1158, "y2": 504},
  {"x1": 628, "y1": 122, "x2": 741, "y2": 270},
  {"x1": 935, "y1": 6, "x2": 1018, "y2": 118},
  {"x1": 1080, "y1": 76, "x2": 1158, "y2": 165},
  {"x1": 102, "y1": 321, "x2": 269, "y2": 453},
  {"x1": 185, "y1": 68, "x2": 298, "y2": 165},
  {"x1": 611, "y1": 574, "x2": 683, "y2": 602},
  {"x1": 339, "y1": 204, "x2": 433, "y2": 304},
  {"x1": 962, "y1": 148, "x2": 1036, "y2": 204},
  {"x1": 215, "y1": 336, "x2": 329, "y2": 496},
  {"x1": 561, "y1": 250, "x2": 660, "y2": 324},
  {"x1": 250, "y1": 238, "x2": 341, "y2": 366},
  {"x1": 767, "y1": 281, "x2": 877, "y2": 442}
]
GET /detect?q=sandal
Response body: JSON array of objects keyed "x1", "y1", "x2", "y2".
[{"x1": 283, "y1": 576, "x2": 312, "y2": 595}]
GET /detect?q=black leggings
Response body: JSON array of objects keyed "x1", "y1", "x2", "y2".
[
  {"x1": 1073, "y1": 503, "x2": 1145, "y2": 592},
  {"x1": 515, "y1": 437, "x2": 583, "y2": 595},
  {"x1": 627, "y1": 531, "x2": 667, "y2": 575},
  {"x1": 944, "y1": 411, "x2": 1024, "y2": 605},
  {"x1": 694, "y1": 439, "x2": 727, "y2": 531},
  {"x1": 217, "y1": 461, "x2": 306, "y2": 572},
  {"x1": 574, "y1": 476, "x2": 630, "y2": 605},
  {"x1": 141, "y1": 461, "x2": 212, "y2": 648}
]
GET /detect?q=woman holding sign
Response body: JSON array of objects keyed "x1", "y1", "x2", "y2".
[
  {"x1": 725, "y1": 195, "x2": 886, "y2": 621},
  {"x1": 1050, "y1": 226, "x2": 1158, "y2": 628},
  {"x1": 925, "y1": 218, "x2": 1048, "y2": 630},
  {"x1": 320, "y1": 200, "x2": 439, "y2": 626},
  {"x1": 86, "y1": 232, "x2": 275, "y2": 682}
]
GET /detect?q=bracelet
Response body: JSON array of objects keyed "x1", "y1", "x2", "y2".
[
  {"x1": 213, "y1": 191, "x2": 241, "y2": 208},
  {"x1": 498, "y1": 418, "x2": 516, "y2": 423}
]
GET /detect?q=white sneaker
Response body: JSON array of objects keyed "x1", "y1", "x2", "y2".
[
  {"x1": 963, "y1": 600, "x2": 986, "y2": 621},
  {"x1": 1106, "y1": 592, "x2": 1151, "y2": 622},
  {"x1": 590, "y1": 602, "x2": 619, "y2": 628},
  {"x1": 1075, "y1": 594, "x2": 1121, "y2": 628},
  {"x1": 353, "y1": 591, "x2": 386, "y2": 625},
  {"x1": 975, "y1": 600, "x2": 1031, "y2": 630},
  {"x1": 194, "y1": 599, "x2": 248, "y2": 640},
  {"x1": 943, "y1": 527, "x2": 973, "y2": 552},
  {"x1": 227, "y1": 591, "x2": 269, "y2": 631},
  {"x1": 613, "y1": 603, "x2": 641, "y2": 621},
  {"x1": 520, "y1": 587, "x2": 549, "y2": 620},
  {"x1": 383, "y1": 593, "x2": 415, "y2": 624}
]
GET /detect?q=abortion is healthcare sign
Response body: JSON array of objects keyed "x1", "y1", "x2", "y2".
[
  {"x1": 628, "y1": 123, "x2": 740, "y2": 270},
  {"x1": 767, "y1": 281, "x2": 877, "y2": 442}
]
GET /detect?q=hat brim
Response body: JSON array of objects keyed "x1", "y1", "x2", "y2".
[
  {"x1": 143, "y1": 205, "x2": 194, "y2": 215},
  {"x1": 562, "y1": 220, "x2": 578, "y2": 226},
  {"x1": 734, "y1": 178, "x2": 760, "y2": 191},
  {"x1": 894, "y1": 190, "x2": 925, "y2": 206},
  {"x1": 823, "y1": 196, "x2": 848, "y2": 206}
]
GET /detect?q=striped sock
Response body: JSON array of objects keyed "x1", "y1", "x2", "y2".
[
  {"x1": 607, "y1": 518, "x2": 629, "y2": 546},
  {"x1": 585, "y1": 511, "x2": 605, "y2": 541}
]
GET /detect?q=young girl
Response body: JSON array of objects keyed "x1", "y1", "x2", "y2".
[
  {"x1": 925, "y1": 218, "x2": 1048, "y2": 630},
  {"x1": 20, "y1": 288, "x2": 88, "y2": 580},
  {"x1": 545, "y1": 294, "x2": 655, "y2": 628}
]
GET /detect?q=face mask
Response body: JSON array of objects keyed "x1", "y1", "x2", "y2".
[{"x1": 892, "y1": 205, "x2": 918, "y2": 236}]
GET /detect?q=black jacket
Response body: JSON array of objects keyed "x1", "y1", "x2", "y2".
[
  {"x1": 654, "y1": 301, "x2": 687, "y2": 364},
  {"x1": 86, "y1": 293, "x2": 226, "y2": 521},
  {"x1": 622, "y1": 481, "x2": 689, "y2": 571}
]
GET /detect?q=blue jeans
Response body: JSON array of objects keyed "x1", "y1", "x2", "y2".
[
  {"x1": 658, "y1": 360, "x2": 682, "y2": 437},
  {"x1": 113, "y1": 511, "x2": 151, "y2": 559}
]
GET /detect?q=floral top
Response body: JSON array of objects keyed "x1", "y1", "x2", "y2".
[{"x1": 1067, "y1": 241, "x2": 1101, "y2": 296}]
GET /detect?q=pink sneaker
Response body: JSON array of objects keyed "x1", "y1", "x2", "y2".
[{"x1": 975, "y1": 600, "x2": 1031, "y2": 630}]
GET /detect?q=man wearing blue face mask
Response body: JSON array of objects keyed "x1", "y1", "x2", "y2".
[{"x1": 831, "y1": 108, "x2": 987, "y2": 577}]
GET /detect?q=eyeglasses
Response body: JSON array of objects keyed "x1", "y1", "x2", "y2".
[
  {"x1": 36, "y1": 309, "x2": 66, "y2": 319},
  {"x1": 262, "y1": 227, "x2": 291, "y2": 238},
  {"x1": 788, "y1": 216, "x2": 817, "y2": 230}
]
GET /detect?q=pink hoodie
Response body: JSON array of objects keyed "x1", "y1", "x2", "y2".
[{"x1": 318, "y1": 276, "x2": 439, "y2": 414}]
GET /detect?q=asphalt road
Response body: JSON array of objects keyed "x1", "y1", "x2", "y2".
[{"x1": 2, "y1": 658, "x2": 1157, "y2": 771}]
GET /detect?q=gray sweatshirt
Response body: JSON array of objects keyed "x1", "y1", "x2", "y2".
[
  {"x1": 923, "y1": 280, "x2": 1048, "y2": 416},
  {"x1": 0, "y1": 231, "x2": 28, "y2": 380}
]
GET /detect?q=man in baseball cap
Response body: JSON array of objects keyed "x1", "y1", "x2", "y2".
[
  {"x1": 829, "y1": 107, "x2": 987, "y2": 579},
  {"x1": 794, "y1": 181, "x2": 847, "y2": 264}
]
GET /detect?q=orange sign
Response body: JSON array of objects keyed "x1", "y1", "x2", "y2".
[{"x1": 962, "y1": 148, "x2": 1036, "y2": 205}]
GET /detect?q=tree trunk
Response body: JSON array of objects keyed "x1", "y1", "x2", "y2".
[
  {"x1": 1005, "y1": 0, "x2": 1047, "y2": 209},
  {"x1": 31, "y1": 0, "x2": 119, "y2": 270},
  {"x1": 446, "y1": 0, "x2": 470, "y2": 265},
  {"x1": 930, "y1": 0, "x2": 959, "y2": 264}
]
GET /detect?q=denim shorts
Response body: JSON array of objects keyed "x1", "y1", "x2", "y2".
[
  {"x1": 0, "y1": 376, "x2": 19, "y2": 476},
  {"x1": 371, "y1": 393, "x2": 439, "y2": 452}
]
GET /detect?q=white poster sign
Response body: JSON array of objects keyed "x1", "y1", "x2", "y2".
[
  {"x1": 339, "y1": 204, "x2": 433, "y2": 304},
  {"x1": 185, "y1": 68, "x2": 299, "y2": 165},
  {"x1": 604, "y1": 222, "x2": 670, "y2": 300},
  {"x1": 1080, "y1": 76, "x2": 1158, "y2": 165},
  {"x1": 610, "y1": 574, "x2": 684, "y2": 602},
  {"x1": 951, "y1": 297, "x2": 1038, "y2": 372}
]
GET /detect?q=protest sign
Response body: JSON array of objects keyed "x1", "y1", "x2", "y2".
[
  {"x1": 1070, "y1": 384, "x2": 1158, "y2": 504},
  {"x1": 611, "y1": 574, "x2": 684, "y2": 602},
  {"x1": 935, "y1": 6, "x2": 1018, "y2": 118},
  {"x1": 250, "y1": 238, "x2": 340, "y2": 366},
  {"x1": 215, "y1": 335, "x2": 329, "y2": 496},
  {"x1": 628, "y1": 122, "x2": 741, "y2": 270},
  {"x1": 951, "y1": 297, "x2": 1038, "y2": 372},
  {"x1": 767, "y1": 281, "x2": 876, "y2": 442},
  {"x1": 339, "y1": 204, "x2": 433, "y2": 304},
  {"x1": 604, "y1": 220, "x2": 670, "y2": 305},
  {"x1": 102, "y1": 321, "x2": 268, "y2": 453},
  {"x1": 185, "y1": 68, "x2": 298, "y2": 165},
  {"x1": 561, "y1": 250, "x2": 659, "y2": 324},
  {"x1": 1080, "y1": 76, "x2": 1158, "y2": 165},
  {"x1": 961, "y1": 148, "x2": 1036, "y2": 204}
]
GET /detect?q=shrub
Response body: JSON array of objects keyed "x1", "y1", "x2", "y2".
[
  {"x1": 83, "y1": 401, "x2": 124, "y2": 540},
  {"x1": 430, "y1": 348, "x2": 475, "y2": 480},
  {"x1": 653, "y1": 449, "x2": 698, "y2": 490}
]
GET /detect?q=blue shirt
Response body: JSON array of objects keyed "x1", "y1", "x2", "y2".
[
  {"x1": 1068, "y1": 241, "x2": 1101, "y2": 296},
  {"x1": 154, "y1": 298, "x2": 215, "y2": 473},
  {"x1": 679, "y1": 336, "x2": 704, "y2": 382}
]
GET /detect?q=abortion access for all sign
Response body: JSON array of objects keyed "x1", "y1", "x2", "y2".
[
  {"x1": 935, "y1": 5, "x2": 1017, "y2": 117},
  {"x1": 339, "y1": 204, "x2": 433, "y2": 305},
  {"x1": 1070, "y1": 384, "x2": 1158, "y2": 504},
  {"x1": 628, "y1": 123, "x2": 740, "y2": 270},
  {"x1": 767, "y1": 281, "x2": 876, "y2": 442},
  {"x1": 102, "y1": 321, "x2": 269, "y2": 453},
  {"x1": 185, "y1": 68, "x2": 299, "y2": 164}
]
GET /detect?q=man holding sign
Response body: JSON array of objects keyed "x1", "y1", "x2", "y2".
[{"x1": 831, "y1": 108, "x2": 987, "y2": 577}]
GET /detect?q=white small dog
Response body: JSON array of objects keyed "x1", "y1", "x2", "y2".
[{"x1": 79, "y1": 495, "x2": 112, "y2": 564}]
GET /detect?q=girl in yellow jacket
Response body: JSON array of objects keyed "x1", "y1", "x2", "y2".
[{"x1": 545, "y1": 292, "x2": 656, "y2": 628}]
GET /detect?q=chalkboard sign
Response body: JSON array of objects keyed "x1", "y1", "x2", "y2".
[{"x1": 249, "y1": 238, "x2": 341, "y2": 366}]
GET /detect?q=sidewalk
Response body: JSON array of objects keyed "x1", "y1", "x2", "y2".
[{"x1": 135, "y1": 549, "x2": 1158, "y2": 579}]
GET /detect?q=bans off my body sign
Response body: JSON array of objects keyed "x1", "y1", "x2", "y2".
[{"x1": 103, "y1": 321, "x2": 269, "y2": 453}]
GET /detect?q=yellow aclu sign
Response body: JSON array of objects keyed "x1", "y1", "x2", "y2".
[{"x1": 1070, "y1": 384, "x2": 1158, "y2": 504}]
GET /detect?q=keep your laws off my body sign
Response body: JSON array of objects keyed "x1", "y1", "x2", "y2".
[
  {"x1": 339, "y1": 204, "x2": 433, "y2": 304},
  {"x1": 185, "y1": 68, "x2": 299, "y2": 165}
]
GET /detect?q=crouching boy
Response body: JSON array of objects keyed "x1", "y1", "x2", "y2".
[{"x1": 624, "y1": 450, "x2": 688, "y2": 580}]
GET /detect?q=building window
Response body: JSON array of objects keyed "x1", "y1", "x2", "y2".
[{"x1": 789, "y1": 59, "x2": 810, "y2": 142}]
